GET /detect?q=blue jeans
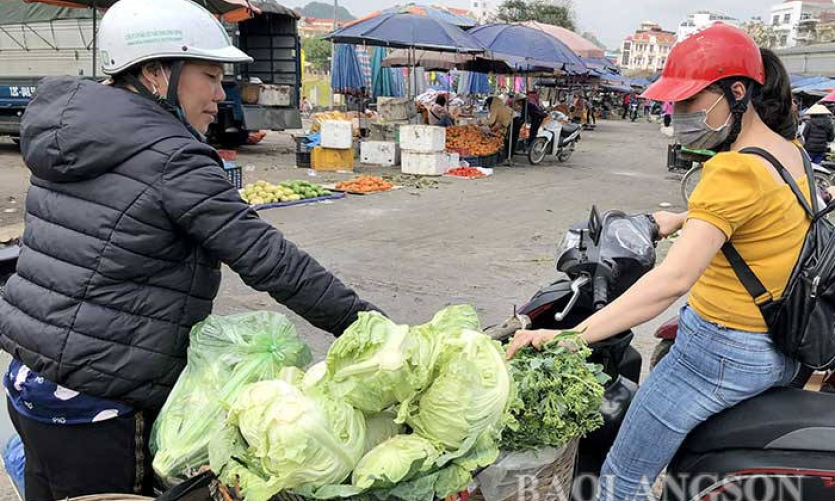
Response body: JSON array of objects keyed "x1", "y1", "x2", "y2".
[{"x1": 598, "y1": 305, "x2": 799, "y2": 501}]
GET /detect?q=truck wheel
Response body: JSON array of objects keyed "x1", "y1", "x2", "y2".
[{"x1": 650, "y1": 339, "x2": 674, "y2": 370}]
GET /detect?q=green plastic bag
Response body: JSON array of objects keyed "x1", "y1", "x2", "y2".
[{"x1": 151, "y1": 311, "x2": 312, "y2": 485}]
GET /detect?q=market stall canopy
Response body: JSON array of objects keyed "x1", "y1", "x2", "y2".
[
  {"x1": 0, "y1": 3, "x2": 94, "y2": 25},
  {"x1": 794, "y1": 80, "x2": 835, "y2": 97},
  {"x1": 352, "y1": 4, "x2": 477, "y2": 28},
  {"x1": 521, "y1": 21, "x2": 604, "y2": 59},
  {"x1": 791, "y1": 74, "x2": 831, "y2": 88},
  {"x1": 382, "y1": 49, "x2": 475, "y2": 71},
  {"x1": 327, "y1": 10, "x2": 485, "y2": 52},
  {"x1": 21, "y1": 0, "x2": 298, "y2": 22},
  {"x1": 581, "y1": 57, "x2": 619, "y2": 76},
  {"x1": 467, "y1": 24, "x2": 586, "y2": 74}
]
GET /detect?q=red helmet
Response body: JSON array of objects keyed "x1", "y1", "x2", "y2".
[{"x1": 642, "y1": 23, "x2": 765, "y2": 102}]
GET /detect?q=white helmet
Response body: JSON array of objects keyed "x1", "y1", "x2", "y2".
[{"x1": 98, "y1": 0, "x2": 254, "y2": 75}]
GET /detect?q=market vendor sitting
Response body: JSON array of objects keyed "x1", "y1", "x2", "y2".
[
  {"x1": 480, "y1": 96, "x2": 514, "y2": 137},
  {"x1": 428, "y1": 95, "x2": 455, "y2": 127}
]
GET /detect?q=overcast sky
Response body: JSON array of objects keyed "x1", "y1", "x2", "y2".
[{"x1": 289, "y1": 0, "x2": 780, "y2": 49}]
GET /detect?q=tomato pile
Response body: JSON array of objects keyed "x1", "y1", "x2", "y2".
[{"x1": 446, "y1": 167, "x2": 486, "y2": 179}]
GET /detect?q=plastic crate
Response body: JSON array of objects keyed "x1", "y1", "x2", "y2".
[
  {"x1": 460, "y1": 155, "x2": 482, "y2": 167},
  {"x1": 296, "y1": 151, "x2": 311, "y2": 168},
  {"x1": 223, "y1": 160, "x2": 243, "y2": 189},
  {"x1": 481, "y1": 153, "x2": 500, "y2": 168}
]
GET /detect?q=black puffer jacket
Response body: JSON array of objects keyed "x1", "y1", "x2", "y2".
[
  {"x1": 0, "y1": 77, "x2": 376, "y2": 409},
  {"x1": 803, "y1": 115, "x2": 835, "y2": 153}
]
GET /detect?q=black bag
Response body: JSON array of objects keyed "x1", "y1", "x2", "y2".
[{"x1": 723, "y1": 147, "x2": 835, "y2": 369}]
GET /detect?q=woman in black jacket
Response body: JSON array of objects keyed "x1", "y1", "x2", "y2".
[
  {"x1": 803, "y1": 103, "x2": 835, "y2": 163},
  {"x1": 0, "y1": 0, "x2": 379, "y2": 499}
]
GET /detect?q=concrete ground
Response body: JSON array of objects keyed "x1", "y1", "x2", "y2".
[{"x1": 0, "y1": 117, "x2": 684, "y2": 498}]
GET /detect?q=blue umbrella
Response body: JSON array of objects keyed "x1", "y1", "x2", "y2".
[
  {"x1": 327, "y1": 11, "x2": 485, "y2": 52},
  {"x1": 468, "y1": 24, "x2": 586, "y2": 74},
  {"x1": 331, "y1": 44, "x2": 365, "y2": 93},
  {"x1": 375, "y1": 4, "x2": 477, "y2": 28}
]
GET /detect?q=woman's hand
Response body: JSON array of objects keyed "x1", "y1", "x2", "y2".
[
  {"x1": 653, "y1": 211, "x2": 687, "y2": 239},
  {"x1": 505, "y1": 329, "x2": 582, "y2": 359}
]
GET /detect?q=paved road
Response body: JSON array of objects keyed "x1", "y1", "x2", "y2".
[{"x1": 0, "y1": 117, "x2": 682, "y2": 497}]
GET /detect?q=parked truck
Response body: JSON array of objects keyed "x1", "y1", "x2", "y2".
[{"x1": 0, "y1": 2, "x2": 302, "y2": 148}]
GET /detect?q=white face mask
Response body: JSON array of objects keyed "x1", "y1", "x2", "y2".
[{"x1": 672, "y1": 95, "x2": 733, "y2": 151}]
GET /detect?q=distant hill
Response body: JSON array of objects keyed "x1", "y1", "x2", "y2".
[{"x1": 298, "y1": 2, "x2": 355, "y2": 21}]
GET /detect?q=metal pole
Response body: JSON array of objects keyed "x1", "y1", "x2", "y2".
[
  {"x1": 329, "y1": 0, "x2": 337, "y2": 108},
  {"x1": 92, "y1": 3, "x2": 97, "y2": 77}
]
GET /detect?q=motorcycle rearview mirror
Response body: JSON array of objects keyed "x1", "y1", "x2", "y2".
[{"x1": 588, "y1": 205, "x2": 602, "y2": 246}]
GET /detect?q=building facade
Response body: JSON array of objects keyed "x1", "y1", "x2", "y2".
[
  {"x1": 620, "y1": 22, "x2": 676, "y2": 72},
  {"x1": 770, "y1": 0, "x2": 835, "y2": 48},
  {"x1": 677, "y1": 11, "x2": 739, "y2": 41},
  {"x1": 470, "y1": 0, "x2": 498, "y2": 23},
  {"x1": 298, "y1": 17, "x2": 345, "y2": 38}
]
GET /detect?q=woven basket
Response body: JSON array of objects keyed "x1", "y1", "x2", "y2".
[
  {"x1": 468, "y1": 438, "x2": 579, "y2": 501},
  {"x1": 275, "y1": 437, "x2": 579, "y2": 501}
]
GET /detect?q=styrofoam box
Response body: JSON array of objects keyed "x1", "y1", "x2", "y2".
[
  {"x1": 321, "y1": 120, "x2": 353, "y2": 149},
  {"x1": 377, "y1": 97, "x2": 411, "y2": 121},
  {"x1": 361, "y1": 141, "x2": 400, "y2": 167},
  {"x1": 258, "y1": 84, "x2": 292, "y2": 106},
  {"x1": 399, "y1": 125, "x2": 446, "y2": 153},
  {"x1": 402, "y1": 151, "x2": 454, "y2": 176}
]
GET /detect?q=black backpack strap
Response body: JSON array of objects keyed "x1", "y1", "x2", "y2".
[
  {"x1": 740, "y1": 146, "x2": 816, "y2": 216},
  {"x1": 721, "y1": 242, "x2": 774, "y2": 306},
  {"x1": 719, "y1": 146, "x2": 816, "y2": 311}
]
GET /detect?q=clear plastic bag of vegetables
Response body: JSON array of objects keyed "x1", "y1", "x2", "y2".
[{"x1": 151, "y1": 311, "x2": 313, "y2": 485}]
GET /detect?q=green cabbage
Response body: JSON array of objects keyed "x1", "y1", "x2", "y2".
[
  {"x1": 323, "y1": 312, "x2": 434, "y2": 414},
  {"x1": 323, "y1": 306, "x2": 481, "y2": 415},
  {"x1": 403, "y1": 329, "x2": 514, "y2": 466},
  {"x1": 151, "y1": 312, "x2": 312, "y2": 484},
  {"x1": 363, "y1": 411, "x2": 405, "y2": 454},
  {"x1": 219, "y1": 379, "x2": 367, "y2": 501},
  {"x1": 352, "y1": 434, "x2": 440, "y2": 490}
]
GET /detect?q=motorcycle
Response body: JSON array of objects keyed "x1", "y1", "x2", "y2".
[
  {"x1": 528, "y1": 112, "x2": 582, "y2": 165},
  {"x1": 488, "y1": 206, "x2": 835, "y2": 501},
  {"x1": 630, "y1": 101, "x2": 639, "y2": 122}
]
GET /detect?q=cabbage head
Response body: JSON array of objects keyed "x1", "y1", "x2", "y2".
[
  {"x1": 323, "y1": 307, "x2": 480, "y2": 415},
  {"x1": 225, "y1": 380, "x2": 366, "y2": 497},
  {"x1": 403, "y1": 329, "x2": 514, "y2": 466},
  {"x1": 324, "y1": 312, "x2": 433, "y2": 413},
  {"x1": 363, "y1": 411, "x2": 405, "y2": 454},
  {"x1": 352, "y1": 434, "x2": 440, "y2": 490}
]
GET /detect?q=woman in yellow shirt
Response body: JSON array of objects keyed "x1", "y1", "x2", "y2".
[{"x1": 507, "y1": 25, "x2": 807, "y2": 501}]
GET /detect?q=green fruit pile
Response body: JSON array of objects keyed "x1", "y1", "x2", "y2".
[{"x1": 241, "y1": 180, "x2": 333, "y2": 206}]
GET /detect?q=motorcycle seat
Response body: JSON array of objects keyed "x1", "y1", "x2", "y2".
[
  {"x1": 682, "y1": 388, "x2": 835, "y2": 454},
  {"x1": 560, "y1": 124, "x2": 581, "y2": 137}
]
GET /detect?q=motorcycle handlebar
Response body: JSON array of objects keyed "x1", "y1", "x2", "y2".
[{"x1": 593, "y1": 274, "x2": 609, "y2": 311}]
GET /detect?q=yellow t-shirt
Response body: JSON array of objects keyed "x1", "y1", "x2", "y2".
[{"x1": 687, "y1": 151, "x2": 812, "y2": 332}]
